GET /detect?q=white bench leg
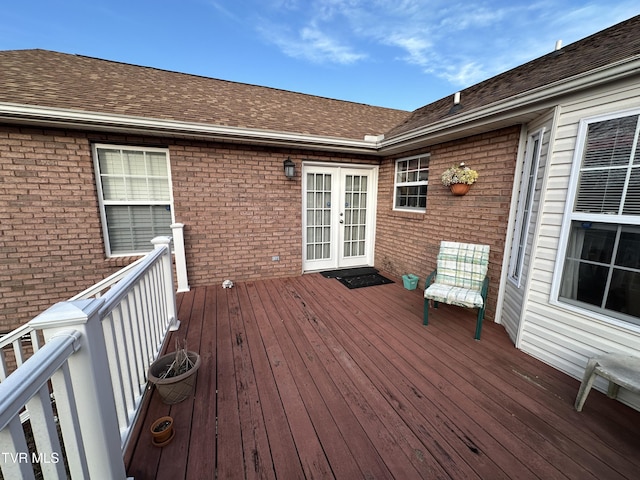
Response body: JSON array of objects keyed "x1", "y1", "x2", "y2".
[
  {"x1": 607, "y1": 382, "x2": 620, "y2": 399},
  {"x1": 575, "y1": 358, "x2": 599, "y2": 412}
]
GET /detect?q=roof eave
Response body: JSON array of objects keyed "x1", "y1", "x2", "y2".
[
  {"x1": 379, "y1": 55, "x2": 640, "y2": 156},
  {"x1": 0, "y1": 102, "x2": 383, "y2": 155}
]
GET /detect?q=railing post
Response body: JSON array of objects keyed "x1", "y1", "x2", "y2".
[
  {"x1": 29, "y1": 299, "x2": 127, "y2": 480},
  {"x1": 151, "y1": 236, "x2": 180, "y2": 332},
  {"x1": 171, "y1": 223, "x2": 190, "y2": 293}
]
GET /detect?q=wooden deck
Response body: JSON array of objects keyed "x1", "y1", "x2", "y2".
[{"x1": 125, "y1": 273, "x2": 640, "y2": 479}]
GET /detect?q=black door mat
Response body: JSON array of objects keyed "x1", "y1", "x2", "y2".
[
  {"x1": 320, "y1": 267, "x2": 379, "y2": 278},
  {"x1": 336, "y1": 272, "x2": 394, "y2": 289}
]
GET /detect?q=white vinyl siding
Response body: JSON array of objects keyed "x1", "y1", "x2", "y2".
[
  {"x1": 94, "y1": 144, "x2": 174, "y2": 256},
  {"x1": 393, "y1": 154, "x2": 429, "y2": 212},
  {"x1": 514, "y1": 78, "x2": 640, "y2": 411}
]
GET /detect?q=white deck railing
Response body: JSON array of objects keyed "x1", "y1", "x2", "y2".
[{"x1": 0, "y1": 236, "x2": 182, "y2": 480}]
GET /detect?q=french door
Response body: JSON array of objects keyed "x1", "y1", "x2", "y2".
[{"x1": 302, "y1": 164, "x2": 377, "y2": 271}]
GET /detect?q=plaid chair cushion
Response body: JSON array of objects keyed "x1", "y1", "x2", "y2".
[
  {"x1": 435, "y1": 241, "x2": 489, "y2": 291},
  {"x1": 424, "y1": 283, "x2": 484, "y2": 308}
]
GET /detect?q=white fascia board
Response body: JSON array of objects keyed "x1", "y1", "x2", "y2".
[
  {"x1": 380, "y1": 56, "x2": 640, "y2": 154},
  {"x1": 0, "y1": 102, "x2": 382, "y2": 154}
]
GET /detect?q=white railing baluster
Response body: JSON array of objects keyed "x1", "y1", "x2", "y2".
[
  {"x1": 102, "y1": 308, "x2": 129, "y2": 440},
  {"x1": 0, "y1": 350, "x2": 7, "y2": 381},
  {"x1": 26, "y1": 385, "x2": 67, "y2": 479},
  {"x1": 12, "y1": 340, "x2": 26, "y2": 368},
  {"x1": 132, "y1": 281, "x2": 150, "y2": 387},
  {"x1": 29, "y1": 329, "x2": 42, "y2": 352},
  {"x1": 150, "y1": 261, "x2": 165, "y2": 352},
  {"x1": 121, "y1": 294, "x2": 139, "y2": 428},
  {"x1": 50, "y1": 362, "x2": 90, "y2": 479},
  {"x1": 0, "y1": 416, "x2": 35, "y2": 480}
]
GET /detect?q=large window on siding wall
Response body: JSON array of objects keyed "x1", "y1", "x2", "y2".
[
  {"x1": 93, "y1": 144, "x2": 174, "y2": 256},
  {"x1": 556, "y1": 112, "x2": 640, "y2": 326},
  {"x1": 394, "y1": 154, "x2": 429, "y2": 212}
]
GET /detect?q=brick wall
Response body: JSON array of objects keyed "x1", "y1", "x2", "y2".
[
  {"x1": 1, "y1": 122, "x2": 518, "y2": 332},
  {"x1": 0, "y1": 125, "x2": 378, "y2": 332},
  {"x1": 1, "y1": 127, "x2": 110, "y2": 332},
  {"x1": 374, "y1": 126, "x2": 520, "y2": 321}
]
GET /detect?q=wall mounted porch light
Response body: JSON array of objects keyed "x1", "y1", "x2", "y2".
[{"x1": 283, "y1": 157, "x2": 296, "y2": 179}]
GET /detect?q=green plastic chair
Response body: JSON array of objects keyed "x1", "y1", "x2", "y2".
[{"x1": 423, "y1": 241, "x2": 490, "y2": 340}]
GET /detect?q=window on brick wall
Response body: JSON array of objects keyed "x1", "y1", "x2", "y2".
[
  {"x1": 93, "y1": 144, "x2": 175, "y2": 256},
  {"x1": 394, "y1": 154, "x2": 429, "y2": 212},
  {"x1": 555, "y1": 111, "x2": 640, "y2": 326}
]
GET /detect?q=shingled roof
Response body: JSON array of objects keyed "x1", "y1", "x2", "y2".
[
  {"x1": 0, "y1": 49, "x2": 409, "y2": 141},
  {"x1": 1, "y1": 15, "x2": 639, "y2": 148},
  {"x1": 386, "y1": 14, "x2": 640, "y2": 139}
]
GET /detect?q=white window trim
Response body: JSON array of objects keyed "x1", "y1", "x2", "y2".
[
  {"x1": 508, "y1": 128, "x2": 544, "y2": 288},
  {"x1": 551, "y1": 107, "x2": 640, "y2": 326},
  {"x1": 93, "y1": 143, "x2": 176, "y2": 257},
  {"x1": 393, "y1": 153, "x2": 429, "y2": 213}
]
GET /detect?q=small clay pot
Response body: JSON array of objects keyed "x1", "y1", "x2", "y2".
[{"x1": 150, "y1": 416, "x2": 174, "y2": 447}]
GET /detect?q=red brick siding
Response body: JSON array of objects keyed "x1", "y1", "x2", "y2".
[
  {"x1": 1, "y1": 127, "x2": 108, "y2": 332},
  {"x1": 1, "y1": 123, "x2": 518, "y2": 332},
  {"x1": 0, "y1": 125, "x2": 378, "y2": 331},
  {"x1": 375, "y1": 126, "x2": 520, "y2": 321}
]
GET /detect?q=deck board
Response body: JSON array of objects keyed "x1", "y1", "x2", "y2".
[
  {"x1": 126, "y1": 273, "x2": 640, "y2": 479},
  {"x1": 184, "y1": 286, "x2": 218, "y2": 480}
]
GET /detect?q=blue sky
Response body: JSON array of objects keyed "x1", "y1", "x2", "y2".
[{"x1": 1, "y1": 1, "x2": 638, "y2": 111}]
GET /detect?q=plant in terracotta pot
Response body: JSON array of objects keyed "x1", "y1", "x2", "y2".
[
  {"x1": 148, "y1": 340, "x2": 201, "y2": 404},
  {"x1": 441, "y1": 162, "x2": 478, "y2": 195},
  {"x1": 150, "y1": 416, "x2": 174, "y2": 447}
]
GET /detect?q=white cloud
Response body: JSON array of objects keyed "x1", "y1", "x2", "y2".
[
  {"x1": 208, "y1": 1, "x2": 240, "y2": 21},
  {"x1": 258, "y1": 21, "x2": 367, "y2": 65},
  {"x1": 438, "y1": 61, "x2": 488, "y2": 86},
  {"x1": 254, "y1": 0, "x2": 640, "y2": 87},
  {"x1": 299, "y1": 26, "x2": 368, "y2": 64}
]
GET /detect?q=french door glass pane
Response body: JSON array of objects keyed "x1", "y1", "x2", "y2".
[
  {"x1": 343, "y1": 175, "x2": 366, "y2": 258},
  {"x1": 306, "y1": 173, "x2": 332, "y2": 260}
]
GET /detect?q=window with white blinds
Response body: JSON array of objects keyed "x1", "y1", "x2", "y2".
[
  {"x1": 393, "y1": 154, "x2": 429, "y2": 212},
  {"x1": 93, "y1": 145, "x2": 174, "y2": 256},
  {"x1": 557, "y1": 112, "x2": 640, "y2": 325},
  {"x1": 574, "y1": 115, "x2": 640, "y2": 215}
]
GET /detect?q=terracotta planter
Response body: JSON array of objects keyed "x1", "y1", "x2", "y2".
[
  {"x1": 449, "y1": 183, "x2": 471, "y2": 196},
  {"x1": 150, "y1": 416, "x2": 174, "y2": 447}
]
